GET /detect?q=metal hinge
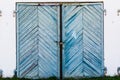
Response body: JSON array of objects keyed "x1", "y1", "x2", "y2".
[
  {"x1": 104, "y1": 9, "x2": 107, "y2": 16},
  {"x1": 13, "y1": 10, "x2": 18, "y2": 17},
  {"x1": 0, "y1": 10, "x2": 2, "y2": 16},
  {"x1": 117, "y1": 9, "x2": 120, "y2": 16}
]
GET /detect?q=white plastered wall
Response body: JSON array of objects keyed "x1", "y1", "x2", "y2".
[{"x1": 0, "y1": 0, "x2": 120, "y2": 77}]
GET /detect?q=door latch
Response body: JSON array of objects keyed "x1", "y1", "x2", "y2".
[{"x1": 59, "y1": 42, "x2": 63, "y2": 45}]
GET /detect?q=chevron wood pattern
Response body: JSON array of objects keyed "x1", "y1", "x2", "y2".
[
  {"x1": 17, "y1": 4, "x2": 59, "y2": 79},
  {"x1": 83, "y1": 4, "x2": 104, "y2": 77},
  {"x1": 62, "y1": 3, "x2": 104, "y2": 78},
  {"x1": 16, "y1": 3, "x2": 104, "y2": 79},
  {"x1": 62, "y1": 5, "x2": 84, "y2": 77},
  {"x1": 37, "y1": 6, "x2": 59, "y2": 78}
]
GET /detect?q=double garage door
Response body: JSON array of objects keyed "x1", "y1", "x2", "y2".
[{"x1": 16, "y1": 2, "x2": 104, "y2": 79}]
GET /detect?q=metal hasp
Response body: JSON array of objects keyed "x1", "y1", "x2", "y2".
[{"x1": 16, "y1": 2, "x2": 104, "y2": 79}]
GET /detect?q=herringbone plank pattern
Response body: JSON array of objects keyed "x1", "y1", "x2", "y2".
[
  {"x1": 38, "y1": 6, "x2": 59, "y2": 78},
  {"x1": 62, "y1": 5, "x2": 84, "y2": 77},
  {"x1": 17, "y1": 3, "x2": 104, "y2": 79},
  {"x1": 17, "y1": 5, "x2": 59, "y2": 78},
  {"x1": 62, "y1": 4, "x2": 104, "y2": 77}
]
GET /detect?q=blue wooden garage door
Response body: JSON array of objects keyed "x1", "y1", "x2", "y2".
[
  {"x1": 16, "y1": 2, "x2": 104, "y2": 79},
  {"x1": 62, "y1": 3, "x2": 104, "y2": 77},
  {"x1": 16, "y1": 4, "x2": 60, "y2": 79}
]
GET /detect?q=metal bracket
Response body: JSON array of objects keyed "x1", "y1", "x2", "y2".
[
  {"x1": 117, "y1": 67, "x2": 120, "y2": 76},
  {"x1": 104, "y1": 67, "x2": 107, "y2": 76},
  {"x1": 117, "y1": 9, "x2": 120, "y2": 16},
  {"x1": 13, "y1": 10, "x2": 17, "y2": 17},
  {"x1": 0, "y1": 10, "x2": 2, "y2": 16},
  {"x1": 104, "y1": 9, "x2": 107, "y2": 16}
]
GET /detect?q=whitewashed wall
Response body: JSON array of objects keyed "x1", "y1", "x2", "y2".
[{"x1": 0, "y1": 0, "x2": 120, "y2": 77}]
